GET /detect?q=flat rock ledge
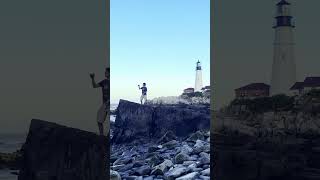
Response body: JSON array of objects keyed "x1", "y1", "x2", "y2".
[{"x1": 18, "y1": 119, "x2": 108, "y2": 180}]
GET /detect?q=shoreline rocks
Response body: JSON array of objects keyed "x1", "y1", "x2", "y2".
[
  {"x1": 111, "y1": 131, "x2": 210, "y2": 180},
  {"x1": 0, "y1": 151, "x2": 22, "y2": 170}
]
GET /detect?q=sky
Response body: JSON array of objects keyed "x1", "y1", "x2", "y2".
[
  {"x1": 0, "y1": 0, "x2": 107, "y2": 133},
  {"x1": 110, "y1": 0, "x2": 210, "y2": 104},
  {"x1": 213, "y1": 0, "x2": 320, "y2": 109}
]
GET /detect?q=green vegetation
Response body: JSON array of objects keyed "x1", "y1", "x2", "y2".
[
  {"x1": 306, "y1": 89, "x2": 320, "y2": 98},
  {"x1": 182, "y1": 92, "x2": 204, "y2": 98},
  {"x1": 230, "y1": 94, "x2": 295, "y2": 113}
]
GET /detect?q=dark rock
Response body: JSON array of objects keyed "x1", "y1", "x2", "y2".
[
  {"x1": 148, "y1": 146, "x2": 160, "y2": 153},
  {"x1": 193, "y1": 140, "x2": 210, "y2": 154},
  {"x1": 10, "y1": 171, "x2": 19, "y2": 175},
  {"x1": 147, "y1": 154, "x2": 163, "y2": 167},
  {"x1": 202, "y1": 164, "x2": 210, "y2": 169},
  {"x1": 123, "y1": 175, "x2": 143, "y2": 180},
  {"x1": 156, "y1": 175, "x2": 164, "y2": 179},
  {"x1": 113, "y1": 157, "x2": 133, "y2": 166},
  {"x1": 0, "y1": 151, "x2": 22, "y2": 170},
  {"x1": 153, "y1": 104, "x2": 210, "y2": 138},
  {"x1": 199, "y1": 175, "x2": 210, "y2": 180},
  {"x1": 135, "y1": 165, "x2": 151, "y2": 176},
  {"x1": 144, "y1": 176, "x2": 155, "y2": 180},
  {"x1": 110, "y1": 170, "x2": 121, "y2": 180},
  {"x1": 145, "y1": 152, "x2": 159, "y2": 159},
  {"x1": 187, "y1": 163, "x2": 198, "y2": 171},
  {"x1": 18, "y1": 119, "x2": 108, "y2": 180},
  {"x1": 201, "y1": 168, "x2": 210, "y2": 176},
  {"x1": 175, "y1": 172, "x2": 199, "y2": 180},
  {"x1": 162, "y1": 140, "x2": 178, "y2": 149},
  {"x1": 118, "y1": 163, "x2": 134, "y2": 172},
  {"x1": 180, "y1": 144, "x2": 193, "y2": 155},
  {"x1": 112, "y1": 100, "x2": 210, "y2": 143},
  {"x1": 132, "y1": 161, "x2": 145, "y2": 168},
  {"x1": 157, "y1": 131, "x2": 177, "y2": 144},
  {"x1": 175, "y1": 153, "x2": 190, "y2": 164},
  {"x1": 151, "y1": 159, "x2": 173, "y2": 176},
  {"x1": 186, "y1": 131, "x2": 205, "y2": 142},
  {"x1": 164, "y1": 167, "x2": 188, "y2": 180}
]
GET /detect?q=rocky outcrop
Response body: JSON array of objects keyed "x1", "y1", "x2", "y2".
[
  {"x1": 212, "y1": 131, "x2": 320, "y2": 180},
  {"x1": 18, "y1": 119, "x2": 108, "y2": 180},
  {"x1": 0, "y1": 151, "x2": 22, "y2": 170},
  {"x1": 112, "y1": 100, "x2": 210, "y2": 143}
]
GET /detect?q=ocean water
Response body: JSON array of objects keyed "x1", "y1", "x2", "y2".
[
  {"x1": 0, "y1": 134, "x2": 26, "y2": 153},
  {"x1": 0, "y1": 133, "x2": 26, "y2": 180},
  {"x1": 110, "y1": 103, "x2": 118, "y2": 122},
  {"x1": 0, "y1": 169, "x2": 18, "y2": 180}
]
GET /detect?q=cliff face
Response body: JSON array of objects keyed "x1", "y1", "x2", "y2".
[
  {"x1": 18, "y1": 119, "x2": 108, "y2": 180},
  {"x1": 111, "y1": 100, "x2": 210, "y2": 143},
  {"x1": 212, "y1": 91, "x2": 320, "y2": 180},
  {"x1": 213, "y1": 132, "x2": 320, "y2": 180}
]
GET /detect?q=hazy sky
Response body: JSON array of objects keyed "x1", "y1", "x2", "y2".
[
  {"x1": 0, "y1": 0, "x2": 107, "y2": 133},
  {"x1": 110, "y1": 0, "x2": 210, "y2": 104},
  {"x1": 213, "y1": 0, "x2": 320, "y2": 109}
]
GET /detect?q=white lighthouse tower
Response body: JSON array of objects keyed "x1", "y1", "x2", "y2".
[
  {"x1": 195, "y1": 60, "x2": 203, "y2": 92},
  {"x1": 270, "y1": 0, "x2": 297, "y2": 95}
]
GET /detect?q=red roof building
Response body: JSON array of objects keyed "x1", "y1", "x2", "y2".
[
  {"x1": 183, "y1": 88, "x2": 194, "y2": 94},
  {"x1": 235, "y1": 83, "x2": 270, "y2": 99},
  {"x1": 303, "y1": 77, "x2": 320, "y2": 89},
  {"x1": 289, "y1": 77, "x2": 320, "y2": 95}
]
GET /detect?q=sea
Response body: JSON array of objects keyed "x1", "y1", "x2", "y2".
[
  {"x1": 0, "y1": 133, "x2": 26, "y2": 180},
  {"x1": 110, "y1": 103, "x2": 118, "y2": 122},
  {"x1": 0, "y1": 104, "x2": 118, "y2": 180}
]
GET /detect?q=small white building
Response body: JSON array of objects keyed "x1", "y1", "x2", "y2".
[{"x1": 201, "y1": 86, "x2": 211, "y2": 97}]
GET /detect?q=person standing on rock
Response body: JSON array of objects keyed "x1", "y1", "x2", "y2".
[
  {"x1": 90, "y1": 67, "x2": 110, "y2": 136},
  {"x1": 138, "y1": 83, "x2": 147, "y2": 104}
]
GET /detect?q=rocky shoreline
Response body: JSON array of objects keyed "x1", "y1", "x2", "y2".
[
  {"x1": 0, "y1": 151, "x2": 21, "y2": 171},
  {"x1": 111, "y1": 131, "x2": 210, "y2": 180}
]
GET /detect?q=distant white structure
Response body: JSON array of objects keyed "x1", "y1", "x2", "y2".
[
  {"x1": 195, "y1": 60, "x2": 203, "y2": 92},
  {"x1": 270, "y1": 0, "x2": 297, "y2": 95}
]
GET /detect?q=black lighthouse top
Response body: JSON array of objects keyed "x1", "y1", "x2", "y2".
[
  {"x1": 273, "y1": 0, "x2": 294, "y2": 28},
  {"x1": 196, "y1": 60, "x2": 201, "y2": 71}
]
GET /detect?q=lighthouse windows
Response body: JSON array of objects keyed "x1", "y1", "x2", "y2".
[
  {"x1": 279, "y1": 6, "x2": 290, "y2": 16},
  {"x1": 275, "y1": 16, "x2": 292, "y2": 27}
]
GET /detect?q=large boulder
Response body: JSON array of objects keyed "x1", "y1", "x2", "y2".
[
  {"x1": 18, "y1": 119, "x2": 108, "y2": 180},
  {"x1": 112, "y1": 100, "x2": 210, "y2": 143}
]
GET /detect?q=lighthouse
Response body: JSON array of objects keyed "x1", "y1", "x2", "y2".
[
  {"x1": 270, "y1": 0, "x2": 297, "y2": 95},
  {"x1": 195, "y1": 60, "x2": 203, "y2": 92}
]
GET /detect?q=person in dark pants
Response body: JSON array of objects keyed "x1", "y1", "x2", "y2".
[
  {"x1": 138, "y1": 83, "x2": 147, "y2": 104},
  {"x1": 90, "y1": 67, "x2": 110, "y2": 136}
]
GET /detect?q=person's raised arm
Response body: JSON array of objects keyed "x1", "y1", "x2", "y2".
[
  {"x1": 90, "y1": 73, "x2": 100, "y2": 88},
  {"x1": 138, "y1": 85, "x2": 141, "y2": 89}
]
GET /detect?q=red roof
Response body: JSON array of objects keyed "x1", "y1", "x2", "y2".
[
  {"x1": 235, "y1": 83, "x2": 270, "y2": 91},
  {"x1": 290, "y1": 82, "x2": 304, "y2": 90},
  {"x1": 303, "y1": 77, "x2": 320, "y2": 87},
  {"x1": 201, "y1": 86, "x2": 210, "y2": 90},
  {"x1": 184, "y1": 88, "x2": 194, "y2": 90}
]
